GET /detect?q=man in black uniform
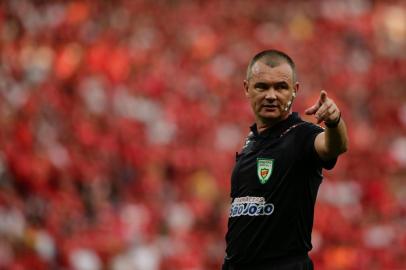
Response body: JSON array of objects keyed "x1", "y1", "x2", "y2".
[{"x1": 223, "y1": 50, "x2": 348, "y2": 270}]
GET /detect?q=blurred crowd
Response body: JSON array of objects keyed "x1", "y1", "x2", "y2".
[{"x1": 0, "y1": 0, "x2": 405, "y2": 269}]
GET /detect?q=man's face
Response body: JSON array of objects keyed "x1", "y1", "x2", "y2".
[{"x1": 244, "y1": 61, "x2": 298, "y2": 125}]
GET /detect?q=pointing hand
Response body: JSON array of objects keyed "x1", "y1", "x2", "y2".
[{"x1": 305, "y1": 90, "x2": 341, "y2": 126}]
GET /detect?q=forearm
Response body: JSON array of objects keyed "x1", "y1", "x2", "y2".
[
  {"x1": 325, "y1": 118, "x2": 348, "y2": 150},
  {"x1": 323, "y1": 118, "x2": 348, "y2": 158},
  {"x1": 315, "y1": 118, "x2": 348, "y2": 161}
]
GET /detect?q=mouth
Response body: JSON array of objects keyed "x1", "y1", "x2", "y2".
[{"x1": 261, "y1": 104, "x2": 279, "y2": 110}]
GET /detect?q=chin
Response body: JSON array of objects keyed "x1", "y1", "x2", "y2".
[
  {"x1": 259, "y1": 113, "x2": 281, "y2": 122},
  {"x1": 260, "y1": 110, "x2": 281, "y2": 118}
]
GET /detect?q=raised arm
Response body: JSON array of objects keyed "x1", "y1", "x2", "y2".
[{"x1": 305, "y1": 90, "x2": 348, "y2": 161}]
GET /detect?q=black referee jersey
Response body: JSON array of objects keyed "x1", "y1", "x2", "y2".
[{"x1": 223, "y1": 112, "x2": 336, "y2": 269}]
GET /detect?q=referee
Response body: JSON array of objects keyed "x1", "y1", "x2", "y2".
[{"x1": 222, "y1": 50, "x2": 348, "y2": 270}]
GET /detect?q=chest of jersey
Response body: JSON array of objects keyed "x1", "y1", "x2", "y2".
[{"x1": 231, "y1": 133, "x2": 297, "y2": 197}]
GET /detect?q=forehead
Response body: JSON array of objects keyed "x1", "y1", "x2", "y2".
[{"x1": 250, "y1": 61, "x2": 294, "y2": 83}]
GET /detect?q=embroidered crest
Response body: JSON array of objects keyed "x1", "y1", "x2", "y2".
[{"x1": 257, "y1": 158, "x2": 274, "y2": 184}]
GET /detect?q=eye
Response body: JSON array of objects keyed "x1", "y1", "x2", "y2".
[
  {"x1": 274, "y1": 82, "x2": 289, "y2": 91},
  {"x1": 254, "y1": 82, "x2": 269, "y2": 91}
]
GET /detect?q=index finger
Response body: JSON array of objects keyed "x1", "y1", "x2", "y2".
[{"x1": 320, "y1": 90, "x2": 328, "y2": 103}]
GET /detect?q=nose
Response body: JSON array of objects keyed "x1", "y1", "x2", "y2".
[{"x1": 264, "y1": 88, "x2": 277, "y2": 100}]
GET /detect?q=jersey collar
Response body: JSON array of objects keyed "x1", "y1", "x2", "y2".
[{"x1": 250, "y1": 112, "x2": 302, "y2": 139}]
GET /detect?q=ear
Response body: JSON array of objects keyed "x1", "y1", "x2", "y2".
[
  {"x1": 243, "y1": 80, "x2": 250, "y2": 97},
  {"x1": 293, "y1": 82, "x2": 299, "y2": 97}
]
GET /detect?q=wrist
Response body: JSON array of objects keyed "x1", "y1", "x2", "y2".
[{"x1": 325, "y1": 112, "x2": 341, "y2": 128}]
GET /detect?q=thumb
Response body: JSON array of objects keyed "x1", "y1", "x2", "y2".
[{"x1": 305, "y1": 103, "x2": 319, "y2": 115}]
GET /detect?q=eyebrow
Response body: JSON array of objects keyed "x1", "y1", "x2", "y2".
[
  {"x1": 254, "y1": 82, "x2": 269, "y2": 88},
  {"x1": 253, "y1": 81, "x2": 289, "y2": 88},
  {"x1": 274, "y1": 81, "x2": 289, "y2": 88}
]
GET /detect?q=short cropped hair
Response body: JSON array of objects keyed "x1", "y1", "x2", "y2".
[{"x1": 246, "y1": 49, "x2": 297, "y2": 82}]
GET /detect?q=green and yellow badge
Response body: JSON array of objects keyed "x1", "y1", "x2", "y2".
[{"x1": 257, "y1": 158, "x2": 274, "y2": 184}]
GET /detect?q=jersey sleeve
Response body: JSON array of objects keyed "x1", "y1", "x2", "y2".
[{"x1": 298, "y1": 122, "x2": 337, "y2": 170}]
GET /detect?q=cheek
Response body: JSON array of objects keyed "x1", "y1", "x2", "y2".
[
  {"x1": 248, "y1": 91, "x2": 266, "y2": 110},
  {"x1": 251, "y1": 96, "x2": 262, "y2": 108},
  {"x1": 250, "y1": 92, "x2": 262, "y2": 101}
]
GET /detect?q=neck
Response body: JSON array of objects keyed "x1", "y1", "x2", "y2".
[
  {"x1": 257, "y1": 123, "x2": 273, "y2": 134},
  {"x1": 256, "y1": 113, "x2": 291, "y2": 133}
]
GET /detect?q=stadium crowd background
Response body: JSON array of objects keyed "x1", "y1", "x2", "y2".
[{"x1": 0, "y1": 0, "x2": 405, "y2": 269}]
